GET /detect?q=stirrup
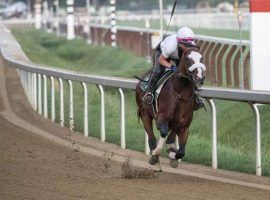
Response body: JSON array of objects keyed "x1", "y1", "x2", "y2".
[
  {"x1": 142, "y1": 92, "x2": 154, "y2": 105},
  {"x1": 194, "y1": 97, "x2": 206, "y2": 111}
]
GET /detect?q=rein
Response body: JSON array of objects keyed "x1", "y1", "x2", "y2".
[
  {"x1": 171, "y1": 47, "x2": 198, "y2": 102},
  {"x1": 172, "y1": 73, "x2": 196, "y2": 102}
]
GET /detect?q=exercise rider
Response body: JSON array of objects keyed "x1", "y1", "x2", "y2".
[{"x1": 142, "y1": 26, "x2": 205, "y2": 110}]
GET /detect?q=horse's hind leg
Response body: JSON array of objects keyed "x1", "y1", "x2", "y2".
[
  {"x1": 140, "y1": 112, "x2": 156, "y2": 152},
  {"x1": 140, "y1": 113, "x2": 160, "y2": 165}
]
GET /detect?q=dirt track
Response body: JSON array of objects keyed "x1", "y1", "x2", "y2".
[{"x1": 1, "y1": 61, "x2": 270, "y2": 200}]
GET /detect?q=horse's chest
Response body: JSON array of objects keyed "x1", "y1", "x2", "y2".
[{"x1": 174, "y1": 109, "x2": 193, "y2": 127}]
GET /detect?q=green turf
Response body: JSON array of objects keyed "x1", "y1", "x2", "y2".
[{"x1": 12, "y1": 28, "x2": 270, "y2": 176}]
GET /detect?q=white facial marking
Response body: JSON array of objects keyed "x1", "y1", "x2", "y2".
[
  {"x1": 188, "y1": 51, "x2": 206, "y2": 72},
  {"x1": 197, "y1": 68, "x2": 203, "y2": 79},
  {"x1": 188, "y1": 51, "x2": 202, "y2": 63}
]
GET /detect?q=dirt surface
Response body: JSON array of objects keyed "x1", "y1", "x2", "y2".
[{"x1": 1, "y1": 61, "x2": 270, "y2": 200}]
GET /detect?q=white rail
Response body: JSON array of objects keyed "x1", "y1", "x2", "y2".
[{"x1": 1, "y1": 24, "x2": 269, "y2": 176}]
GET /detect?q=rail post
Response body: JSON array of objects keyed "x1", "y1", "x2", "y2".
[
  {"x1": 28, "y1": 72, "x2": 33, "y2": 107},
  {"x1": 249, "y1": 102, "x2": 262, "y2": 176},
  {"x1": 68, "y1": 80, "x2": 74, "y2": 132},
  {"x1": 58, "y1": 78, "x2": 64, "y2": 127},
  {"x1": 50, "y1": 76, "x2": 55, "y2": 122},
  {"x1": 110, "y1": 0, "x2": 117, "y2": 47},
  {"x1": 53, "y1": 0, "x2": 59, "y2": 36},
  {"x1": 34, "y1": 0, "x2": 42, "y2": 29},
  {"x1": 207, "y1": 98, "x2": 218, "y2": 170},
  {"x1": 33, "y1": 73, "x2": 37, "y2": 111},
  {"x1": 43, "y1": 75, "x2": 48, "y2": 118},
  {"x1": 82, "y1": 82, "x2": 88, "y2": 137},
  {"x1": 97, "y1": 85, "x2": 106, "y2": 142},
  {"x1": 66, "y1": 0, "x2": 75, "y2": 40},
  {"x1": 118, "y1": 88, "x2": 125, "y2": 149},
  {"x1": 38, "y1": 74, "x2": 42, "y2": 115}
]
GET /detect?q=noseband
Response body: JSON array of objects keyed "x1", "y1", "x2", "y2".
[
  {"x1": 174, "y1": 47, "x2": 200, "y2": 85},
  {"x1": 172, "y1": 46, "x2": 201, "y2": 101}
]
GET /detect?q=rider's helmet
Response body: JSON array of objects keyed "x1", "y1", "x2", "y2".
[{"x1": 176, "y1": 26, "x2": 195, "y2": 45}]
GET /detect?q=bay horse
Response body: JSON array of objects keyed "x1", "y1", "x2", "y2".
[{"x1": 135, "y1": 43, "x2": 206, "y2": 167}]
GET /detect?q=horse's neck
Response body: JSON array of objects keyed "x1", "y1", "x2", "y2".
[{"x1": 171, "y1": 76, "x2": 193, "y2": 96}]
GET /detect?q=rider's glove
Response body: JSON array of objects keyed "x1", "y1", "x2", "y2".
[{"x1": 171, "y1": 65, "x2": 177, "y2": 72}]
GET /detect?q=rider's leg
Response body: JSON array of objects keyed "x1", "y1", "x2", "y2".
[
  {"x1": 142, "y1": 51, "x2": 163, "y2": 105},
  {"x1": 194, "y1": 90, "x2": 205, "y2": 111}
]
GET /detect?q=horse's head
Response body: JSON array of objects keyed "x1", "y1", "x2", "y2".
[{"x1": 178, "y1": 43, "x2": 206, "y2": 86}]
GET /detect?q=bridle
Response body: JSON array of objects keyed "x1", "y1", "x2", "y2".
[{"x1": 172, "y1": 45, "x2": 202, "y2": 102}]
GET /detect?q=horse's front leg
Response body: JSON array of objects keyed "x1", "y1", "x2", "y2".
[
  {"x1": 175, "y1": 127, "x2": 189, "y2": 159},
  {"x1": 149, "y1": 117, "x2": 169, "y2": 165},
  {"x1": 166, "y1": 131, "x2": 180, "y2": 168},
  {"x1": 167, "y1": 127, "x2": 189, "y2": 160}
]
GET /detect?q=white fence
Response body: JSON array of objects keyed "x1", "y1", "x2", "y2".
[
  {"x1": 73, "y1": 11, "x2": 250, "y2": 31},
  {"x1": 1, "y1": 23, "x2": 270, "y2": 176}
]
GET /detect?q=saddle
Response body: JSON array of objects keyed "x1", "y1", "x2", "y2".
[{"x1": 140, "y1": 70, "x2": 174, "y2": 115}]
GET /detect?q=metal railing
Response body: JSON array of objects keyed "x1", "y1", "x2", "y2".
[
  {"x1": 54, "y1": 21, "x2": 251, "y2": 89},
  {"x1": 1, "y1": 24, "x2": 270, "y2": 176},
  {"x1": 2, "y1": 18, "x2": 251, "y2": 89},
  {"x1": 2, "y1": 19, "x2": 35, "y2": 29}
]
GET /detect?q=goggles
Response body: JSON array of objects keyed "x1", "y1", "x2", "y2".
[{"x1": 177, "y1": 37, "x2": 194, "y2": 43}]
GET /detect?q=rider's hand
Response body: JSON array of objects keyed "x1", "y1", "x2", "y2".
[{"x1": 171, "y1": 65, "x2": 177, "y2": 72}]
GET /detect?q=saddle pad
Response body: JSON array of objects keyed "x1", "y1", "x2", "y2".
[
  {"x1": 140, "y1": 74, "x2": 151, "y2": 92},
  {"x1": 140, "y1": 70, "x2": 174, "y2": 92},
  {"x1": 154, "y1": 72, "x2": 174, "y2": 102}
]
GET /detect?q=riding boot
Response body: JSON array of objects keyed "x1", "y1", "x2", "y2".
[
  {"x1": 142, "y1": 71, "x2": 160, "y2": 105},
  {"x1": 194, "y1": 91, "x2": 205, "y2": 111},
  {"x1": 142, "y1": 50, "x2": 163, "y2": 105}
]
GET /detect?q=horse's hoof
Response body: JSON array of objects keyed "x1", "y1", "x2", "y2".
[
  {"x1": 170, "y1": 159, "x2": 178, "y2": 168},
  {"x1": 153, "y1": 170, "x2": 162, "y2": 178},
  {"x1": 149, "y1": 155, "x2": 159, "y2": 165}
]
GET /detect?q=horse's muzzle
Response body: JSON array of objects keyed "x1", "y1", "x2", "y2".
[{"x1": 193, "y1": 76, "x2": 205, "y2": 86}]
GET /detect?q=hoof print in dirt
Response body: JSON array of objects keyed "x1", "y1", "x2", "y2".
[{"x1": 121, "y1": 158, "x2": 158, "y2": 179}]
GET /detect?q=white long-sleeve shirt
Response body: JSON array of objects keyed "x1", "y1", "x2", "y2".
[{"x1": 160, "y1": 34, "x2": 179, "y2": 59}]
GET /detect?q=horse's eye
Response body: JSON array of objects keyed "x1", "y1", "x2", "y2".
[{"x1": 185, "y1": 58, "x2": 191, "y2": 65}]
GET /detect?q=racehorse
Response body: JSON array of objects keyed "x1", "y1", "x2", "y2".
[{"x1": 135, "y1": 43, "x2": 206, "y2": 167}]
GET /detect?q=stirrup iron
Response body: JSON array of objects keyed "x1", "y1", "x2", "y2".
[{"x1": 142, "y1": 92, "x2": 154, "y2": 105}]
